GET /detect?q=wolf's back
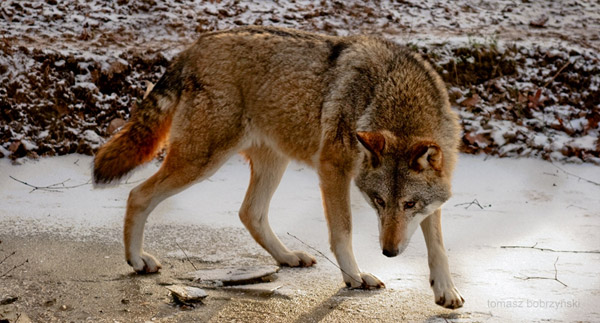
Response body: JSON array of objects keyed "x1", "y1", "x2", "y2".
[{"x1": 93, "y1": 86, "x2": 174, "y2": 186}]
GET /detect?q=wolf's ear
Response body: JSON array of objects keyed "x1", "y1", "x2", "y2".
[
  {"x1": 357, "y1": 131, "x2": 386, "y2": 168},
  {"x1": 143, "y1": 81, "x2": 155, "y2": 99},
  {"x1": 410, "y1": 142, "x2": 443, "y2": 172}
]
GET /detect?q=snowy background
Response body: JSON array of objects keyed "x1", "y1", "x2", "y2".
[{"x1": 1, "y1": 0, "x2": 599, "y2": 163}]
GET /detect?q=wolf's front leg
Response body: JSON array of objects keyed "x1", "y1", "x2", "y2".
[
  {"x1": 319, "y1": 162, "x2": 385, "y2": 289},
  {"x1": 421, "y1": 209, "x2": 464, "y2": 309}
]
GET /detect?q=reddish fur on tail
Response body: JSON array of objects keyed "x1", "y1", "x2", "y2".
[{"x1": 93, "y1": 96, "x2": 172, "y2": 186}]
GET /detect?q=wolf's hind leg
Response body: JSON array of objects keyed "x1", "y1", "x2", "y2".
[
  {"x1": 421, "y1": 208, "x2": 464, "y2": 309},
  {"x1": 239, "y1": 146, "x2": 316, "y2": 267},
  {"x1": 125, "y1": 141, "x2": 237, "y2": 274}
]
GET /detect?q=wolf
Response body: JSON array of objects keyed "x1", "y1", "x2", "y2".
[{"x1": 93, "y1": 26, "x2": 464, "y2": 308}]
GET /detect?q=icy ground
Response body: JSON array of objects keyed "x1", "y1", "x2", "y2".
[{"x1": 1, "y1": 154, "x2": 599, "y2": 322}]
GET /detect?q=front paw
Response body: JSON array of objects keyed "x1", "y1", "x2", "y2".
[
  {"x1": 344, "y1": 272, "x2": 385, "y2": 290},
  {"x1": 127, "y1": 252, "x2": 162, "y2": 274},
  {"x1": 431, "y1": 279, "x2": 464, "y2": 309},
  {"x1": 277, "y1": 250, "x2": 316, "y2": 267}
]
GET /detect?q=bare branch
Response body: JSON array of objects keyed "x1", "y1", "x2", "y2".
[
  {"x1": 0, "y1": 251, "x2": 16, "y2": 266},
  {"x1": 175, "y1": 241, "x2": 198, "y2": 271},
  {"x1": 0, "y1": 258, "x2": 28, "y2": 278},
  {"x1": 454, "y1": 199, "x2": 489, "y2": 209},
  {"x1": 501, "y1": 243, "x2": 600, "y2": 254},
  {"x1": 543, "y1": 60, "x2": 571, "y2": 88},
  {"x1": 550, "y1": 162, "x2": 600, "y2": 187},
  {"x1": 515, "y1": 257, "x2": 567, "y2": 287},
  {"x1": 287, "y1": 232, "x2": 362, "y2": 286},
  {"x1": 9, "y1": 176, "x2": 90, "y2": 193}
]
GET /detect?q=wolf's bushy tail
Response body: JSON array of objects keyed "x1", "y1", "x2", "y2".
[{"x1": 93, "y1": 90, "x2": 174, "y2": 186}]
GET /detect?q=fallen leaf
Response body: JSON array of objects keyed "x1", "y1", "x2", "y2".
[
  {"x1": 460, "y1": 94, "x2": 480, "y2": 108},
  {"x1": 528, "y1": 88, "x2": 542, "y2": 110}
]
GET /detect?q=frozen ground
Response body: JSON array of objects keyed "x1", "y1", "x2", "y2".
[{"x1": 1, "y1": 154, "x2": 599, "y2": 322}]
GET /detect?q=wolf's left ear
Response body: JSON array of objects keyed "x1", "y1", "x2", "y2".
[
  {"x1": 143, "y1": 81, "x2": 155, "y2": 99},
  {"x1": 357, "y1": 131, "x2": 385, "y2": 168},
  {"x1": 410, "y1": 142, "x2": 443, "y2": 172}
]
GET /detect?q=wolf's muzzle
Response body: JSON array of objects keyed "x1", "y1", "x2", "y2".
[{"x1": 382, "y1": 248, "x2": 399, "y2": 257}]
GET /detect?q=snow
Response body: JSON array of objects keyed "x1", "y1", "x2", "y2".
[
  {"x1": 20, "y1": 139, "x2": 38, "y2": 151},
  {"x1": 2, "y1": 0, "x2": 598, "y2": 164},
  {"x1": 82, "y1": 130, "x2": 103, "y2": 147},
  {"x1": 569, "y1": 135, "x2": 598, "y2": 150},
  {"x1": 1, "y1": 154, "x2": 599, "y2": 321}
]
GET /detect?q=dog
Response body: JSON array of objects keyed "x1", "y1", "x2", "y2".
[{"x1": 93, "y1": 26, "x2": 464, "y2": 309}]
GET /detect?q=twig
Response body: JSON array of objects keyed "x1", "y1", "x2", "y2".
[
  {"x1": 550, "y1": 162, "x2": 600, "y2": 187},
  {"x1": 9, "y1": 176, "x2": 91, "y2": 193},
  {"x1": 515, "y1": 257, "x2": 567, "y2": 287},
  {"x1": 543, "y1": 60, "x2": 571, "y2": 88},
  {"x1": 175, "y1": 241, "x2": 197, "y2": 271},
  {"x1": 124, "y1": 178, "x2": 145, "y2": 185},
  {"x1": 501, "y1": 242, "x2": 600, "y2": 254},
  {"x1": 0, "y1": 258, "x2": 28, "y2": 278},
  {"x1": 454, "y1": 199, "x2": 488, "y2": 209},
  {"x1": 0, "y1": 251, "x2": 16, "y2": 266},
  {"x1": 287, "y1": 232, "x2": 362, "y2": 285}
]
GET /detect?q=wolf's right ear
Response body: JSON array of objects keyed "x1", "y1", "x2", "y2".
[{"x1": 357, "y1": 131, "x2": 385, "y2": 168}]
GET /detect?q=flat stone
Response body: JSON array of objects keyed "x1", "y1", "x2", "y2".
[
  {"x1": 182, "y1": 265, "x2": 279, "y2": 286},
  {"x1": 166, "y1": 285, "x2": 208, "y2": 305}
]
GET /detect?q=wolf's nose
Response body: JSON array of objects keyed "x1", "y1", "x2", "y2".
[{"x1": 382, "y1": 248, "x2": 398, "y2": 257}]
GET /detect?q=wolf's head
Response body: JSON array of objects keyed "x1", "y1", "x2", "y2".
[{"x1": 354, "y1": 130, "x2": 452, "y2": 257}]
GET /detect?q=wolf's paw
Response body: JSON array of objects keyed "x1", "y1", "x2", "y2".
[
  {"x1": 278, "y1": 250, "x2": 317, "y2": 267},
  {"x1": 431, "y1": 280, "x2": 464, "y2": 309},
  {"x1": 344, "y1": 272, "x2": 386, "y2": 290},
  {"x1": 127, "y1": 252, "x2": 162, "y2": 274}
]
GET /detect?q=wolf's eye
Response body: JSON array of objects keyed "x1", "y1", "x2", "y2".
[
  {"x1": 404, "y1": 201, "x2": 416, "y2": 210},
  {"x1": 373, "y1": 196, "x2": 386, "y2": 208}
]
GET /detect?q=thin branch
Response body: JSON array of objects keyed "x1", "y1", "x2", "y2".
[
  {"x1": 175, "y1": 241, "x2": 198, "y2": 271},
  {"x1": 501, "y1": 243, "x2": 600, "y2": 254},
  {"x1": 9, "y1": 176, "x2": 91, "y2": 193},
  {"x1": 0, "y1": 258, "x2": 28, "y2": 278},
  {"x1": 287, "y1": 232, "x2": 362, "y2": 286},
  {"x1": 124, "y1": 178, "x2": 144, "y2": 185},
  {"x1": 454, "y1": 199, "x2": 488, "y2": 209},
  {"x1": 543, "y1": 60, "x2": 571, "y2": 88},
  {"x1": 550, "y1": 162, "x2": 600, "y2": 187},
  {"x1": 0, "y1": 251, "x2": 16, "y2": 266},
  {"x1": 515, "y1": 257, "x2": 567, "y2": 287},
  {"x1": 566, "y1": 204, "x2": 587, "y2": 210}
]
